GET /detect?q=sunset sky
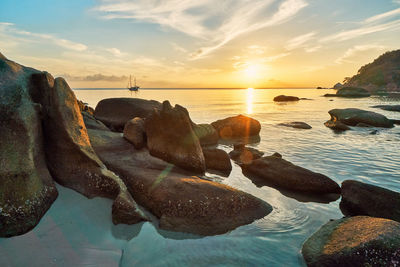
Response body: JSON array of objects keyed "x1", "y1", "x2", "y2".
[{"x1": 1, "y1": 0, "x2": 400, "y2": 88}]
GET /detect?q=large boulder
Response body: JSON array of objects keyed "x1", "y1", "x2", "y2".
[
  {"x1": 241, "y1": 153, "x2": 341, "y2": 194},
  {"x1": 94, "y1": 98, "x2": 161, "y2": 131},
  {"x1": 29, "y1": 72, "x2": 147, "y2": 225},
  {"x1": 123, "y1": 117, "x2": 146, "y2": 149},
  {"x1": 327, "y1": 108, "x2": 394, "y2": 128},
  {"x1": 278, "y1": 121, "x2": 312, "y2": 129},
  {"x1": 88, "y1": 127, "x2": 273, "y2": 235},
  {"x1": 145, "y1": 101, "x2": 205, "y2": 173},
  {"x1": 202, "y1": 148, "x2": 232, "y2": 175},
  {"x1": 340, "y1": 180, "x2": 400, "y2": 222},
  {"x1": 273, "y1": 95, "x2": 300, "y2": 102},
  {"x1": 192, "y1": 123, "x2": 219, "y2": 146},
  {"x1": 302, "y1": 216, "x2": 400, "y2": 267},
  {"x1": 336, "y1": 87, "x2": 371, "y2": 97},
  {"x1": 229, "y1": 144, "x2": 264, "y2": 164},
  {"x1": 211, "y1": 115, "x2": 261, "y2": 140},
  {"x1": 0, "y1": 55, "x2": 58, "y2": 237}
]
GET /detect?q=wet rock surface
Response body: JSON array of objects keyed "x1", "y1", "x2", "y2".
[
  {"x1": 88, "y1": 128, "x2": 273, "y2": 236},
  {"x1": 278, "y1": 121, "x2": 312, "y2": 129},
  {"x1": 327, "y1": 108, "x2": 394, "y2": 128},
  {"x1": 229, "y1": 144, "x2": 264, "y2": 164},
  {"x1": 0, "y1": 55, "x2": 58, "y2": 237},
  {"x1": 202, "y1": 148, "x2": 232, "y2": 175},
  {"x1": 145, "y1": 101, "x2": 206, "y2": 173},
  {"x1": 241, "y1": 153, "x2": 341, "y2": 194},
  {"x1": 273, "y1": 95, "x2": 300, "y2": 102},
  {"x1": 302, "y1": 216, "x2": 400, "y2": 267},
  {"x1": 94, "y1": 98, "x2": 161, "y2": 132},
  {"x1": 211, "y1": 115, "x2": 261, "y2": 141},
  {"x1": 340, "y1": 180, "x2": 400, "y2": 222}
]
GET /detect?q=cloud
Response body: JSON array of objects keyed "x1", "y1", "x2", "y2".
[
  {"x1": 95, "y1": 0, "x2": 308, "y2": 59},
  {"x1": 285, "y1": 31, "x2": 316, "y2": 50},
  {"x1": 335, "y1": 44, "x2": 386, "y2": 64},
  {"x1": 0, "y1": 22, "x2": 87, "y2": 51},
  {"x1": 321, "y1": 19, "x2": 400, "y2": 42},
  {"x1": 105, "y1": 48, "x2": 123, "y2": 57},
  {"x1": 60, "y1": 73, "x2": 128, "y2": 82},
  {"x1": 364, "y1": 8, "x2": 400, "y2": 23}
]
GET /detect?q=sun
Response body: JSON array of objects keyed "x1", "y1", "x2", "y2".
[{"x1": 243, "y1": 64, "x2": 260, "y2": 78}]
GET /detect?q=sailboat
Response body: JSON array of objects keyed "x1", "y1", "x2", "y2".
[{"x1": 127, "y1": 75, "x2": 140, "y2": 91}]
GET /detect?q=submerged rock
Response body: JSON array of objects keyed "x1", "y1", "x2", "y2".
[
  {"x1": 211, "y1": 115, "x2": 261, "y2": 141},
  {"x1": 145, "y1": 101, "x2": 206, "y2": 173},
  {"x1": 229, "y1": 144, "x2": 264, "y2": 164},
  {"x1": 340, "y1": 180, "x2": 400, "y2": 222},
  {"x1": 202, "y1": 148, "x2": 232, "y2": 175},
  {"x1": 302, "y1": 216, "x2": 400, "y2": 267},
  {"x1": 278, "y1": 121, "x2": 312, "y2": 129},
  {"x1": 273, "y1": 95, "x2": 300, "y2": 102},
  {"x1": 123, "y1": 117, "x2": 146, "y2": 149},
  {"x1": 324, "y1": 120, "x2": 351, "y2": 131},
  {"x1": 30, "y1": 72, "x2": 147, "y2": 225},
  {"x1": 372, "y1": 105, "x2": 400, "y2": 112},
  {"x1": 0, "y1": 55, "x2": 58, "y2": 237},
  {"x1": 336, "y1": 87, "x2": 371, "y2": 97},
  {"x1": 192, "y1": 123, "x2": 219, "y2": 146},
  {"x1": 88, "y1": 128, "x2": 273, "y2": 235},
  {"x1": 241, "y1": 153, "x2": 340, "y2": 194},
  {"x1": 327, "y1": 108, "x2": 394, "y2": 128},
  {"x1": 94, "y1": 98, "x2": 161, "y2": 132}
]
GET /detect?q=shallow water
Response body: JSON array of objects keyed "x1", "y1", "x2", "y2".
[{"x1": 1, "y1": 88, "x2": 400, "y2": 266}]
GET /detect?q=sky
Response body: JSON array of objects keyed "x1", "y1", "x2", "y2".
[{"x1": 1, "y1": 0, "x2": 400, "y2": 88}]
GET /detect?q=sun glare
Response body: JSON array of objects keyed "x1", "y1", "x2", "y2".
[
  {"x1": 243, "y1": 64, "x2": 260, "y2": 78},
  {"x1": 246, "y1": 87, "x2": 254, "y2": 114}
]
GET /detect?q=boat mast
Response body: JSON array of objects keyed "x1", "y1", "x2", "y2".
[{"x1": 129, "y1": 75, "x2": 132, "y2": 88}]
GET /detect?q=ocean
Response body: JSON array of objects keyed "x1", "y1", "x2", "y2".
[{"x1": 1, "y1": 88, "x2": 400, "y2": 266}]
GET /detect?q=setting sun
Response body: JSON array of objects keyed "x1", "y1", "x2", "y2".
[{"x1": 244, "y1": 64, "x2": 260, "y2": 79}]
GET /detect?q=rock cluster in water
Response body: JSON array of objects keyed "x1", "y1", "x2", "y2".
[{"x1": 0, "y1": 53, "x2": 272, "y2": 237}]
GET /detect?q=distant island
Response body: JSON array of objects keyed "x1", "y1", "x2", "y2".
[{"x1": 336, "y1": 49, "x2": 400, "y2": 92}]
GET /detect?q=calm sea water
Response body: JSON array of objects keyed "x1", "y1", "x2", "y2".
[{"x1": 1, "y1": 88, "x2": 400, "y2": 266}]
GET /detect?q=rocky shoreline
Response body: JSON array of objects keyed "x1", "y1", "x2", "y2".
[{"x1": 1, "y1": 53, "x2": 400, "y2": 265}]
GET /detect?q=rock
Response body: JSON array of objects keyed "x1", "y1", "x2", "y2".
[
  {"x1": 29, "y1": 73, "x2": 147, "y2": 225},
  {"x1": 273, "y1": 95, "x2": 300, "y2": 102},
  {"x1": 145, "y1": 101, "x2": 205, "y2": 173},
  {"x1": 241, "y1": 153, "x2": 341, "y2": 194},
  {"x1": 372, "y1": 105, "x2": 400, "y2": 112},
  {"x1": 340, "y1": 180, "x2": 400, "y2": 222},
  {"x1": 323, "y1": 93, "x2": 337, "y2": 97},
  {"x1": 278, "y1": 121, "x2": 312, "y2": 129},
  {"x1": 324, "y1": 120, "x2": 351, "y2": 131},
  {"x1": 327, "y1": 108, "x2": 394, "y2": 128},
  {"x1": 229, "y1": 144, "x2": 264, "y2": 164},
  {"x1": 88, "y1": 128, "x2": 273, "y2": 235},
  {"x1": 333, "y1": 82, "x2": 343, "y2": 89},
  {"x1": 77, "y1": 100, "x2": 94, "y2": 115},
  {"x1": 211, "y1": 115, "x2": 261, "y2": 140},
  {"x1": 82, "y1": 111, "x2": 109, "y2": 131},
  {"x1": 336, "y1": 87, "x2": 371, "y2": 98},
  {"x1": 192, "y1": 123, "x2": 219, "y2": 146},
  {"x1": 0, "y1": 55, "x2": 58, "y2": 237},
  {"x1": 202, "y1": 148, "x2": 232, "y2": 175},
  {"x1": 123, "y1": 117, "x2": 146, "y2": 149},
  {"x1": 94, "y1": 98, "x2": 161, "y2": 132},
  {"x1": 302, "y1": 216, "x2": 400, "y2": 267},
  {"x1": 370, "y1": 130, "x2": 379, "y2": 135}
]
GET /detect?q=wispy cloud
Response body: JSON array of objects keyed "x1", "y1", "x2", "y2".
[
  {"x1": 95, "y1": 0, "x2": 308, "y2": 59},
  {"x1": 321, "y1": 19, "x2": 400, "y2": 42},
  {"x1": 0, "y1": 22, "x2": 87, "y2": 51},
  {"x1": 364, "y1": 8, "x2": 400, "y2": 23},
  {"x1": 285, "y1": 31, "x2": 316, "y2": 50},
  {"x1": 61, "y1": 73, "x2": 128, "y2": 82},
  {"x1": 335, "y1": 44, "x2": 385, "y2": 64}
]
